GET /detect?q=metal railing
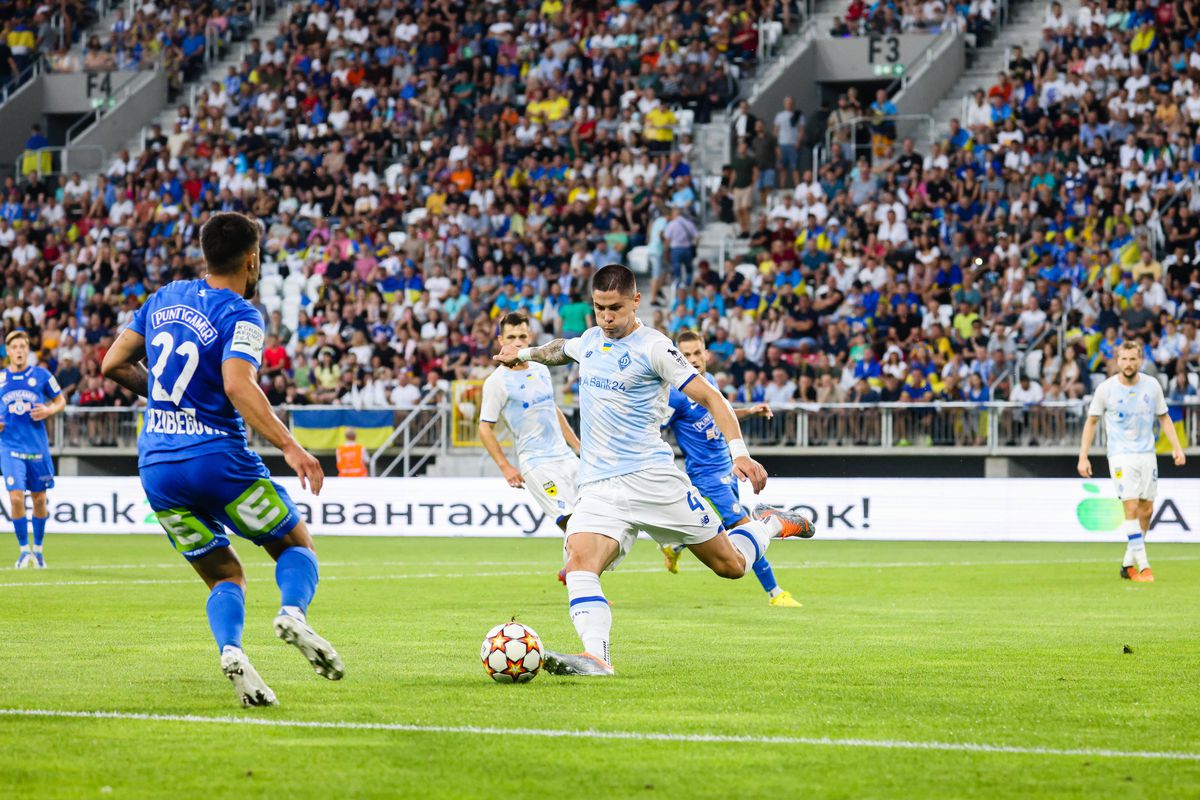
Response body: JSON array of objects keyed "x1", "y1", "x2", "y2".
[
  {"x1": 40, "y1": 398, "x2": 1200, "y2": 463},
  {"x1": 367, "y1": 395, "x2": 450, "y2": 478},
  {"x1": 823, "y1": 113, "x2": 937, "y2": 164},
  {"x1": 13, "y1": 144, "x2": 107, "y2": 180},
  {"x1": 64, "y1": 68, "x2": 157, "y2": 145},
  {"x1": 0, "y1": 55, "x2": 47, "y2": 106}
]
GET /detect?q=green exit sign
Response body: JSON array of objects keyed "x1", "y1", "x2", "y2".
[{"x1": 873, "y1": 64, "x2": 905, "y2": 76}]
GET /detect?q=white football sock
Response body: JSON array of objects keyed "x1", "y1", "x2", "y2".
[
  {"x1": 565, "y1": 571, "x2": 611, "y2": 664},
  {"x1": 1125, "y1": 520, "x2": 1149, "y2": 571},
  {"x1": 279, "y1": 605, "x2": 306, "y2": 623},
  {"x1": 31, "y1": 544, "x2": 43, "y2": 555},
  {"x1": 727, "y1": 520, "x2": 772, "y2": 576},
  {"x1": 759, "y1": 514, "x2": 783, "y2": 537}
]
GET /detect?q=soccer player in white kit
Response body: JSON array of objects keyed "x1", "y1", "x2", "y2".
[
  {"x1": 479, "y1": 312, "x2": 581, "y2": 530},
  {"x1": 495, "y1": 264, "x2": 811, "y2": 676},
  {"x1": 1078, "y1": 341, "x2": 1186, "y2": 582}
]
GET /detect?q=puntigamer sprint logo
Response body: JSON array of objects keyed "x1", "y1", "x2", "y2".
[{"x1": 151, "y1": 305, "x2": 218, "y2": 345}]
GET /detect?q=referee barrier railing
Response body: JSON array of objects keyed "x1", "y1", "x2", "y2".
[{"x1": 45, "y1": 400, "x2": 1200, "y2": 460}]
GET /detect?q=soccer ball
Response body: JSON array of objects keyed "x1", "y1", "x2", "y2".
[{"x1": 481, "y1": 621, "x2": 543, "y2": 683}]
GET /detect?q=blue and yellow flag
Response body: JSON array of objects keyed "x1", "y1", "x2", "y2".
[{"x1": 291, "y1": 409, "x2": 394, "y2": 451}]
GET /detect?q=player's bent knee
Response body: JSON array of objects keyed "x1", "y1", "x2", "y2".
[
  {"x1": 713, "y1": 558, "x2": 747, "y2": 580},
  {"x1": 564, "y1": 532, "x2": 617, "y2": 574},
  {"x1": 268, "y1": 521, "x2": 315, "y2": 557}
]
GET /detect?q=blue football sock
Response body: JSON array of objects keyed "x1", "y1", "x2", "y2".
[
  {"x1": 752, "y1": 555, "x2": 779, "y2": 594},
  {"x1": 32, "y1": 516, "x2": 46, "y2": 547},
  {"x1": 275, "y1": 546, "x2": 319, "y2": 615},
  {"x1": 206, "y1": 582, "x2": 245, "y2": 652},
  {"x1": 13, "y1": 516, "x2": 28, "y2": 549}
]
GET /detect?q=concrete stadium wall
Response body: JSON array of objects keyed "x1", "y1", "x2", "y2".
[
  {"x1": 42, "y1": 71, "x2": 148, "y2": 114},
  {"x1": 0, "y1": 75, "x2": 47, "y2": 172},
  {"x1": 72, "y1": 70, "x2": 167, "y2": 158}
]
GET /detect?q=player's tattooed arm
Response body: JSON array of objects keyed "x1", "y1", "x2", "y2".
[
  {"x1": 494, "y1": 338, "x2": 573, "y2": 367},
  {"x1": 100, "y1": 329, "x2": 150, "y2": 397}
]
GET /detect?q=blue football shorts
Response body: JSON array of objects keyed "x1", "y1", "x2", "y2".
[
  {"x1": 692, "y1": 472, "x2": 747, "y2": 530},
  {"x1": 1, "y1": 449, "x2": 55, "y2": 493},
  {"x1": 140, "y1": 447, "x2": 301, "y2": 561}
]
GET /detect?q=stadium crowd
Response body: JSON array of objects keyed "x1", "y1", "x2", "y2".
[
  {"x1": 826, "y1": 0, "x2": 995, "y2": 39},
  {"x1": 0, "y1": 0, "x2": 1198, "y2": 436}
]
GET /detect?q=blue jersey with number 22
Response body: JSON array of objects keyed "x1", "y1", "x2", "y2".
[{"x1": 129, "y1": 279, "x2": 265, "y2": 468}]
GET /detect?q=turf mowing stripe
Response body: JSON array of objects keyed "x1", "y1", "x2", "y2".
[
  {"x1": 1, "y1": 708, "x2": 1197, "y2": 762},
  {"x1": 14, "y1": 555, "x2": 1200, "y2": 581},
  {"x1": 0, "y1": 567, "x2": 665, "y2": 589}
]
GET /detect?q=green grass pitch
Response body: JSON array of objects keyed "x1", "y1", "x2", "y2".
[{"x1": 2, "y1": 534, "x2": 1199, "y2": 799}]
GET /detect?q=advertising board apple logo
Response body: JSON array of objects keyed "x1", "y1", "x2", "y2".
[{"x1": 1075, "y1": 483, "x2": 1124, "y2": 531}]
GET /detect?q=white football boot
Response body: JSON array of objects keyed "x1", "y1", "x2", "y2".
[
  {"x1": 220, "y1": 646, "x2": 277, "y2": 707},
  {"x1": 14, "y1": 550, "x2": 34, "y2": 569},
  {"x1": 274, "y1": 610, "x2": 345, "y2": 680}
]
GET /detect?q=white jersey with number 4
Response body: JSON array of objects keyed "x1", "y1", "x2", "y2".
[
  {"x1": 1087, "y1": 373, "x2": 1168, "y2": 457},
  {"x1": 564, "y1": 324, "x2": 699, "y2": 486},
  {"x1": 479, "y1": 363, "x2": 574, "y2": 470}
]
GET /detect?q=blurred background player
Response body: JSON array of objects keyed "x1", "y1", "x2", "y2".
[
  {"x1": 479, "y1": 311, "x2": 581, "y2": 532},
  {"x1": 102, "y1": 212, "x2": 342, "y2": 707},
  {"x1": 1077, "y1": 341, "x2": 1186, "y2": 583},
  {"x1": 495, "y1": 265, "x2": 811, "y2": 677},
  {"x1": 1, "y1": 330, "x2": 65, "y2": 568},
  {"x1": 662, "y1": 330, "x2": 812, "y2": 606},
  {"x1": 336, "y1": 429, "x2": 368, "y2": 478}
]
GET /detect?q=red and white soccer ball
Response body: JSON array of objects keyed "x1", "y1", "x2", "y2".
[{"x1": 481, "y1": 621, "x2": 543, "y2": 683}]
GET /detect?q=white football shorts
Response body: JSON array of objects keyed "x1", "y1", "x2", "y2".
[
  {"x1": 521, "y1": 456, "x2": 579, "y2": 525},
  {"x1": 565, "y1": 465, "x2": 722, "y2": 570},
  {"x1": 1109, "y1": 452, "x2": 1157, "y2": 501}
]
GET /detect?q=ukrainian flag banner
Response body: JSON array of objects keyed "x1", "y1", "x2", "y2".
[{"x1": 291, "y1": 409, "x2": 395, "y2": 451}]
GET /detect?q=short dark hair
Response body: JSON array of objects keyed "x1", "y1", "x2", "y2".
[
  {"x1": 498, "y1": 311, "x2": 529, "y2": 331},
  {"x1": 676, "y1": 329, "x2": 704, "y2": 346},
  {"x1": 592, "y1": 263, "x2": 636, "y2": 296},
  {"x1": 200, "y1": 212, "x2": 261, "y2": 275}
]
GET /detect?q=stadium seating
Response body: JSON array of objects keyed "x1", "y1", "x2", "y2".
[{"x1": 0, "y1": 0, "x2": 1197, "y2": 451}]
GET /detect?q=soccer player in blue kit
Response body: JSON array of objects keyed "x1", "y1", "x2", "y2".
[
  {"x1": 662, "y1": 330, "x2": 812, "y2": 606},
  {"x1": 102, "y1": 212, "x2": 343, "y2": 706},
  {"x1": 1, "y1": 330, "x2": 66, "y2": 568}
]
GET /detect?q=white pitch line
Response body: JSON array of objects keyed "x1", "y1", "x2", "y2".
[
  {"x1": 1, "y1": 708, "x2": 1196, "y2": 762},
  {"x1": 72, "y1": 560, "x2": 556, "y2": 571},
  {"x1": 16, "y1": 554, "x2": 1200, "y2": 585}
]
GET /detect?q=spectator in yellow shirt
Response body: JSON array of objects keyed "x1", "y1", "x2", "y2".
[{"x1": 644, "y1": 105, "x2": 677, "y2": 153}]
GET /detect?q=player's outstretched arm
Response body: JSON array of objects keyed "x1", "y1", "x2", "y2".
[
  {"x1": 494, "y1": 339, "x2": 574, "y2": 368},
  {"x1": 478, "y1": 420, "x2": 523, "y2": 488},
  {"x1": 100, "y1": 329, "x2": 150, "y2": 397},
  {"x1": 682, "y1": 377, "x2": 768, "y2": 493},
  {"x1": 1158, "y1": 413, "x2": 1187, "y2": 466},
  {"x1": 223, "y1": 358, "x2": 324, "y2": 495},
  {"x1": 1077, "y1": 415, "x2": 1099, "y2": 478},
  {"x1": 735, "y1": 403, "x2": 773, "y2": 420},
  {"x1": 556, "y1": 406, "x2": 581, "y2": 454}
]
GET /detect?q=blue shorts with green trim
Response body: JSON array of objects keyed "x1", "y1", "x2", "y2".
[
  {"x1": 691, "y1": 472, "x2": 746, "y2": 530},
  {"x1": 140, "y1": 448, "x2": 301, "y2": 561}
]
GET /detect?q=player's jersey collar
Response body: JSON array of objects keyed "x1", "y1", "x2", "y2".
[{"x1": 602, "y1": 321, "x2": 642, "y2": 343}]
